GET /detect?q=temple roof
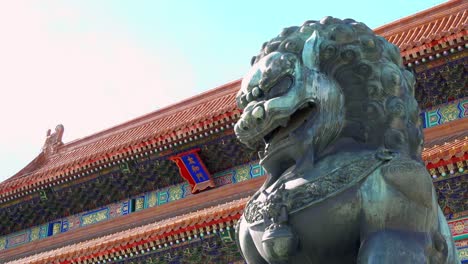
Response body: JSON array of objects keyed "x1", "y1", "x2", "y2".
[
  {"x1": 374, "y1": 0, "x2": 467, "y2": 59},
  {"x1": 5, "y1": 198, "x2": 247, "y2": 264},
  {"x1": 1, "y1": 0, "x2": 467, "y2": 199},
  {"x1": 0, "y1": 81, "x2": 240, "y2": 197}
]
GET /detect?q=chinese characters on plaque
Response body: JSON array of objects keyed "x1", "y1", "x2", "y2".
[{"x1": 169, "y1": 148, "x2": 215, "y2": 193}]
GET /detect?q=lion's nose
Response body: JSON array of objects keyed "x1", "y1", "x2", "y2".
[
  {"x1": 238, "y1": 108, "x2": 262, "y2": 131},
  {"x1": 237, "y1": 87, "x2": 265, "y2": 110}
]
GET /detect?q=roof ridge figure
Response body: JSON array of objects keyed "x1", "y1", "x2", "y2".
[{"x1": 41, "y1": 124, "x2": 64, "y2": 156}]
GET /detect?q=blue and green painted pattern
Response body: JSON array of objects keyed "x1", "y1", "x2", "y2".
[
  {"x1": 0, "y1": 161, "x2": 265, "y2": 250},
  {"x1": 421, "y1": 98, "x2": 468, "y2": 128}
]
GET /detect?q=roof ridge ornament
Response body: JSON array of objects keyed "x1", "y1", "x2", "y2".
[{"x1": 42, "y1": 124, "x2": 64, "y2": 155}]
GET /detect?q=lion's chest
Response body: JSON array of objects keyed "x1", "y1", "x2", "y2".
[
  {"x1": 248, "y1": 185, "x2": 362, "y2": 263},
  {"x1": 244, "y1": 152, "x2": 385, "y2": 262}
]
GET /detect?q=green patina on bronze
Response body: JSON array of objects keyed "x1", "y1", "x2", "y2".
[{"x1": 234, "y1": 17, "x2": 459, "y2": 264}]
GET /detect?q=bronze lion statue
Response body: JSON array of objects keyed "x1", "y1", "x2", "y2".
[{"x1": 234, "y1": 17, "x2": 458, "y2": 264}]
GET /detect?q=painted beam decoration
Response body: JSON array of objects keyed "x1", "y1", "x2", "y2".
[
  {"x1": 170, "y1": 148, "x2": 215, "y2": 193},
  {"x1": 420, "y1": 98, "x2": 468, "y2": 128}
]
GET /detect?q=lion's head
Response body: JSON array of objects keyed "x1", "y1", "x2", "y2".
[{"x1": 234, "y1": 17, "x2": 422, "y2": 180}]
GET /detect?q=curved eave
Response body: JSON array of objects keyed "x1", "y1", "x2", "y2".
[
  {"x1": 375, "y1": 0, "x2": 467, "y2": 54},
  {"x1": 0, "y1": 80, "x2": 242, "y2": 199},
  {"x1": 4, "y1": 198, "x2": 248, "y2": 264}
]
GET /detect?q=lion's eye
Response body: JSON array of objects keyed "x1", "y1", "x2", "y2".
[{"x1": 267, "y1": 75, "x2": 293, "y2": 99}]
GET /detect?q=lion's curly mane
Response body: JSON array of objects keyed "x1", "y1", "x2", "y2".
[{"x1": 251, "y1": 16, "x2": 423, "y2": 161}]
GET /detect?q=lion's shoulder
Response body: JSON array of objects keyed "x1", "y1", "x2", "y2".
[{"x1": 380, "y1": 157, "x2": 434, "y2": 208}]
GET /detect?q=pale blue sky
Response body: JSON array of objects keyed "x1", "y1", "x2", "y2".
[{"x1": 0, "y1": 0, "x2": 447, "y2": 182}]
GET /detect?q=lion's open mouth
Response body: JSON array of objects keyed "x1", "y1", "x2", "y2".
[{"x1": 263, "y1": 102, "x2": 316, "y2": 147}]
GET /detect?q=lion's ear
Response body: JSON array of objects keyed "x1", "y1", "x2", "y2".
[{"x1": 302, "y1": 30, "x2": 321, "y2": 70}]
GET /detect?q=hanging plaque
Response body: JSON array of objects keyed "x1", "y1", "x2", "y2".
[{"x1": 169, "y1": 148, "x2": 215, "y2": 193}]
